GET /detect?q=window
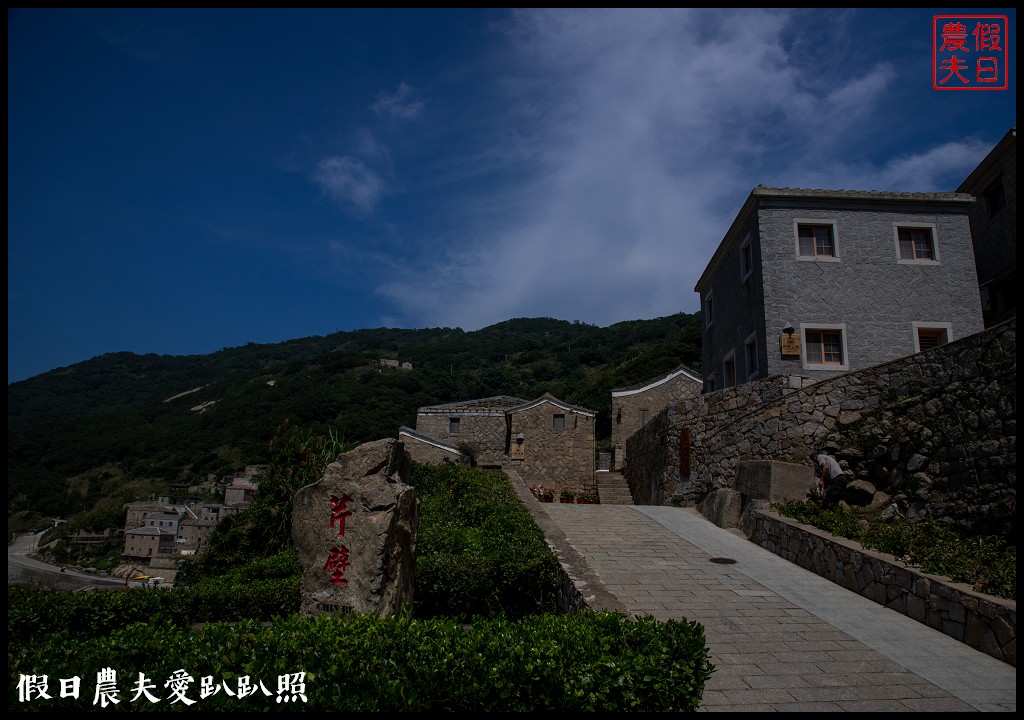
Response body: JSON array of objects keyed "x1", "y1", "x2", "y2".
[
  {"x1": 744, "y1": 333, "x2": 759, "y2": 379},
  {"x1": 795, "y1": 220, "x2": 839, "y2": 260},
  {"x1": 723, "y1": 351, "x2": 736, "y2": 388},
  {"x1": 739, "y1": 234, "x2": 753, "y2": 281},
  {"x1": 706, "y1": 374, "x2": 717, "y2": 392},
  {"x1": 801, "y1": 324, "x2": 848, "y2": 370},
  {"x1": 984, "y1": 178, "x2": 1006, "y2": 218},
  {"x1": 553, "y1": 414, "x2": 565, "y2": 429},
  {"x1": 704, "y1": 292, "x2": 714, "y2": 328},
  {"x1": 913, "y1": 322, "x2": 951, "y2": 353},
  {"x1": 806, "y1": 330, "x2": 842, "y2": 364},
  {"x1": 448, "y1": 417, "x2": 460, "y2": 434},
  {"x1": 895, "y1": 224, "x2": 939, "y2": 263}
]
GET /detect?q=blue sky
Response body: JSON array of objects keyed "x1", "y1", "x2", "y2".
[{"x1": 8, "y1": 8, "x2": 1016, "y2": 383}]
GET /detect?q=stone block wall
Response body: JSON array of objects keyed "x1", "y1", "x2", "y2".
[
  {"x1": 510, "y1": 403, "x2": 595, "y2": 490},
  {"x1": 415, "y1": 413, "x2": 508, "y2": 465},
  {"x1": 398, "y1": 430, "x2": 467, "y2": 465},
  {"x1": 625, "y1": 319, "x2": 1015, "y2": 536},
  {"x1": 744, "y1": 508, "x2": 1016, "y2": 667},
  {"x1": 610, "y1": 368, "x2": 702, "y2": 471}
]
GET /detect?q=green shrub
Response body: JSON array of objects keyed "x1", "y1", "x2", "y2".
[
  {"x1": 9, "y1": 611, "x2": 714, "y2": 712},
  {"x1": 409, "y1": 462, "x2": 560, "y2": 618},
  {"x1": 770, "y1": 501, "x2": 1015, "y2": 600}
]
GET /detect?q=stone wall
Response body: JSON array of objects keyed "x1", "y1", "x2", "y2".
[
  {"x1": 509, "y1": 402, "x2": 595, "y2": 491},
  {"x1": 758, "y1": 203, "x2": 983, "y2": 381},
  {"x1": 398, "y1": 428, "x2": 467, "y2": 465},
  {"x1": 625, "y1": 319, "x2": 1016, "y2": 535},
  {"x1": 610, "y1": 367, "x2": 702, "y2": 471},
  {"x1": 415, "y1": 412, "x2": 508, "y2": 465},
  {"x1": 744, "y1": 508, "x2": 1016, "y2": 667}
]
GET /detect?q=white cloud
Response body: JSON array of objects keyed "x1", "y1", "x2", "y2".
[
  {"x1": 372, "y1": 9, "x2": 1002, "y2": 331},
  {"x1": 313, "y1": 156, "x2": 384, "y2": 213},
  {"x1": 371, "y1": 82, "x2": 425, "y2": 120}
]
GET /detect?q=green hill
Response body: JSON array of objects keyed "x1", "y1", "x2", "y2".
[{"x1": 8, "y1": 314, "x2": 701, "y2": 521}]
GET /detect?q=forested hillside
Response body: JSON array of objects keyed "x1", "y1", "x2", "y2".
[{"x1": 8, "y1": 314, "x2": 701, "y2": 520}]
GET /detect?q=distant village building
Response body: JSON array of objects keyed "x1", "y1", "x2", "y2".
[
  {"x1": 379, "y1": 358, "x2": 413, "y2": 370},
  {"x1": 610, "y1": 365, "x2": 703, "y2": 471}
]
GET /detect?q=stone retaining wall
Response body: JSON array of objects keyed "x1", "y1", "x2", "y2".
[
  {"x1": 743, "y1": 507, "x2": 1016, "y2": 667},
  {"x1": 624, "y1": 319, "x2": 1015, "y2": 536}
]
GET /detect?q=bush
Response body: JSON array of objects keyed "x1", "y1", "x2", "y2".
[
  {"x1": 771, "y1": 500, "x2": 1015, "y2": 600},
  {"x1": 409, "y1": 462, "x2": 560, "y2": 618},
  {"x1": 9, "y1": 611, "x2": 714, "y2": 712}
]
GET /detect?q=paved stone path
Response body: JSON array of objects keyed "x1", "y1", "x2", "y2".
[{"x1": 536, "y1": 503, "x2": 1016, "y2": 712}]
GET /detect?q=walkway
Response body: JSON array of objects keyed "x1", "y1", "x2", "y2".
[{"x1": 535, "y1": 502, "x2": 1016, "y2": 712}]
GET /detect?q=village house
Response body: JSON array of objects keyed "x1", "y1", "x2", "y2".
[
  {"x1": 695, "y1": 185, "x2": 984, "y2": 391},
  {"x1": 610, "y1": 365, "x2": 702, "y2": 471},
  {"x1": 402, "y1": 393, "x2": 597, "y2": 490}
]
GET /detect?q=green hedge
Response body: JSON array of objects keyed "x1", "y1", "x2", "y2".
[
  {"x1": 409, "y1": 462, "x2": 560, "y2": 618},
  {"x1": 771, "y1": 501, "x2": 1016, "y2": 600},
  {"x1": 10, "y1": 611, "x2": 713, "y2": 712}
]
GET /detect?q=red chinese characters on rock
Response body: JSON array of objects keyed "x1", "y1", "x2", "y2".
[{"x1": 323, "y1": 494, "x2": 354, "y2": 585}]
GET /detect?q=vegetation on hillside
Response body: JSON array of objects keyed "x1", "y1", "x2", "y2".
[{"x1": 8, "y1": 314, "x2": 702, "y2": 524}]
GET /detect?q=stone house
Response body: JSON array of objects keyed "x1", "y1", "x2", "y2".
[
  {"x1": 506, "y1": 394, "x2": 596, "y2": 490},
  {"x1": 413, "y1": 395, "x2": 529, "y2": 467},
  {"x1": 224, "y1": 478, "x2": 257, "y2": 507},
  {"x1": 123, "y1": 526, "x2": 178, "y2": 560},
  {"x1": 404, "y1": 393, "x2": 597, "y2": 490},
  {"x1": 957, "y1": 125, "x2": 1016, "y2": 328},
  {"x1": 610, "y1": 365, "x2": 702, "y2": 471},
  {"x1": 695, "y1": 185, "x2": 984, "y2": 391}
]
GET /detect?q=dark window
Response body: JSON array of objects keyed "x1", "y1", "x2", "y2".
[
  {"x1": 553, "y1": 414, "x2": 565, "y2": 429},
  {"x1": 984, "y1": 178, "x2": 1006, "y2": 218},
  {"x1": 449, "y1": 418, "x2": 460, "y2": 434}
]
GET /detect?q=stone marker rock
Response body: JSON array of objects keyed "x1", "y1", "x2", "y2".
[{"x1": 292, "y1": 438, "x2": 418, "y2": 618}]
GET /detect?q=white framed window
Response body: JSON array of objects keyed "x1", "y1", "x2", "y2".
[
  {"x1": 794, "y1": 219, "x2": 840, "y2": 261},
  {"x1": 739, "y1": 233, "x2": 753, "y2": 282},
  {"x1": 704, "y1": 292, "x2": 714, "y2": 329},
  {"x1": 553, "y1": 413, "x2": 566, "y2": 429},
  {"x1": 800, "y1": 323, "x2": 849, "y2": 371},
  {"x1": 449, "y1": 417, "x2": 460, "y2": 434},
  {"x1": 912, "y1": 322, "x2": 952, "y2": 352},
  {"x1": 744, "y1": 333, "x2": 759, "y2": 379},
  {"x1": 723, "y1": 350, "x2": 737, "y2": 388},
  {"x1": 895, "y1": 223, "x2": 940, "y2": 264}
]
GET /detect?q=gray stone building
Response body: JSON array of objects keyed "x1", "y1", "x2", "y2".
[
  {"x1": 610, "y1": 365, "x2": 702, "y2": 471},
  {"x1": 957, "y1": 125, "x2": 1016, "y2": 328},
  {"x1": 507, "y1": 394, "x2": 596, "y2": 490},
  {"x1": 695, "y1": 185, "x2": 984, "y2": 390},
  {"x1": 407, "y1": 393, "x2": 597, "y2": 490},
  {"x1": 414, "y1": 395, "x2": 528, "y2": 467}
]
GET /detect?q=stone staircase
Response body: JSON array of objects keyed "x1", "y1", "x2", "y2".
[{"x1": 595, "y1": 470, "x2": 634, "y2": 505}]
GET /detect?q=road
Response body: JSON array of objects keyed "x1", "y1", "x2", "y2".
[{"x1": 8, "y1": 532, "x2": 125, "y2": 590}]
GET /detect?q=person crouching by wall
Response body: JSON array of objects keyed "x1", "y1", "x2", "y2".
[{"x1": 810, "y1": 449, "x2": 849, "y2": 509}]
